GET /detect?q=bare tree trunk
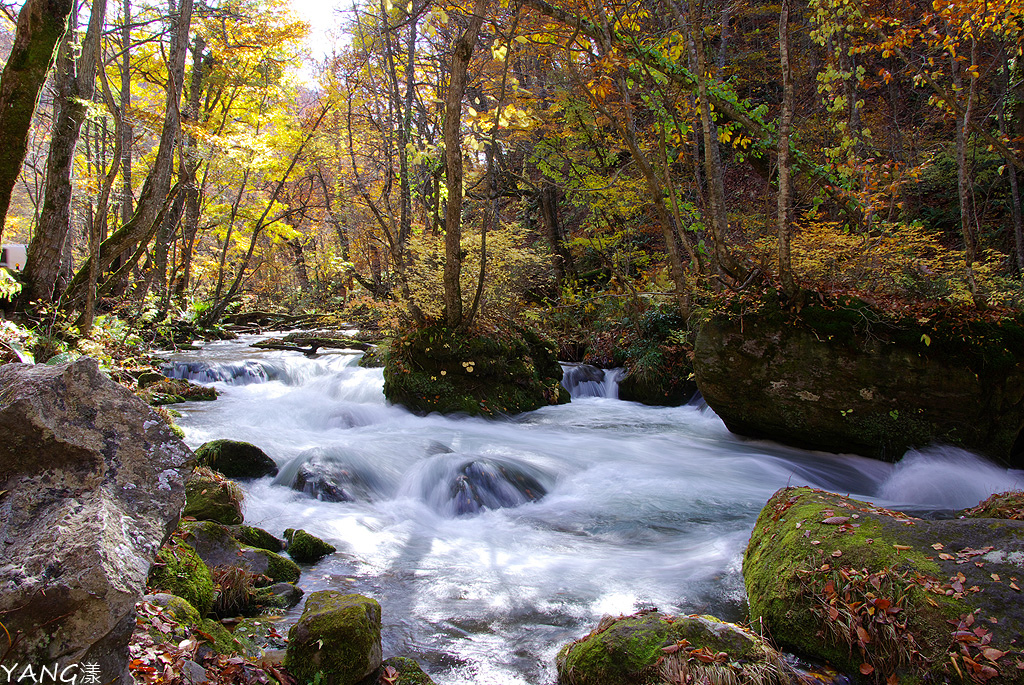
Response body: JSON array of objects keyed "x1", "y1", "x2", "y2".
[
  {"x1": 777, "y1": 0, "x2": 796, "y2": 296},
  {"x1": 999, "y1": 48, "x2": 1024, "y2": 273},
  {"x1": 442, "y1": 0, "x2": 489, "y2": 327},
  {"x1": 120, "y1": 0, "x2": 133, "y2": 226},
  {"x1": 0, "y1": 0, "x2": 75, "y2": 241},
  {"x1": 22, "y1": 0, "x2": 107, "y2": 304}
]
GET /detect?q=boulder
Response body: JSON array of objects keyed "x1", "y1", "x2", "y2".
[
  {"x1": 284, "y1": 529, "x2": 337, "y2": 564},
  {"x1": 381, "y1": 657, "x2": 435, "y2": 685},
  {"x1": 261, "y1": 581, "x2": 304, "y2": 609},
  {"x1": 285, "y1": 591, "x2": 383, "y2": 685},
  {"x1": 183, "y1": 467, "x2": 244, "y2": 525},
  {"x1": 180, "y1": 520, "x2": 300, "y2": 584},
  {"x1": 147, "y1": 541, "x2": 215, "y2": 616},
  {"x1": 288, "y1": 449, "x2": 381, "y2": 502},
  {"x1": 138, "y1": 377, "x2": 218, "y2": 405},
  {"x1": 556, "y1": 612, "x2": 795, "y2": 685},
  {"x1": 694, "y1": 298, "x2": 1024, "y2": 464},
  {"x1": 744, "y1": 486, "x2": 1024, "y2": 683},
  {"x1": 383, "y1": 324, "x2": 569, "y2": 417},
  {"x1": 136, "y1": 594, "x2": 203, "y2": 644},
  {"x1": 0, "y1": 359, "x2": 189, "y2": 681},
  {"x1": 234, "y1": 524, "x2": 284, "y2": 552},
  {"x1": 194, "y1": 439, "x2": 279, "y2": 479}
]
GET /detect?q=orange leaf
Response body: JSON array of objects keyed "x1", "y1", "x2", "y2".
[
  {"x1": 982, "y1": 648, "x2": 1007, "y2": 662},
  {"x1": 860, "y1": 663, "x2": 875, "y2": 675}
]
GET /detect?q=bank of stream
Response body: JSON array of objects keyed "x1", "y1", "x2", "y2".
[{"x1": 163, "y1": 334, "x2": 1024, "y2": 684}]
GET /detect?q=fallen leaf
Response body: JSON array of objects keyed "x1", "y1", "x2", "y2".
[
  {"x1": 832, "y1": 550, "x2": 843, "y2": 558},
  {"x1": 857, "y1": 626, "x2": 872, "y2": 644},
  {"x1": 992, "y1": 574, "x2": 1001, "y2": 582},
  {"x1": 822, "y1": 516, "x2": 851, "y2": 525},
  {"x1": 860, "y1": 663, "x2": 875, "y2": 675},
  {"x1": 829, "y1": 606, "x2": 840, "y2": 621},
  {"x1": 932, "y1": 542, "x2": 945, "y2": 550},
  {"x1": 1012, "y1": 582, "x2": 1021, "y2": 591},
  {"x1": 982, "y1": 648, "x2": 1008, "y2": 661},
  {"x1": 939, "y1": 553, "x2": 955, "y2": 560},
  {"x1": 893, "y1": 544, "x2": 912, "y2": 551}
]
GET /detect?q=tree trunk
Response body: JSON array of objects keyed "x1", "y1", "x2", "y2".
[
  {"x1": 442, "y1": 0, "x2": 489, "y2": 328},
  {"x1": 22, "y1": 0, "x2": 107, "y2": 304},
  {"x1": 62, "y1": 0, "x2": 194, "y2": 308},
  {"x1": 120, "y1": 0, "x2": 133, "y2": 226},
  {"x1": 0, "y1": 0, "x2": 75, "y2": 241},
  {"x1": 172, "y1": 35, "x2": 207, "y2": 301},
  {"x1": 777, "y1": 0, "x2": 796, "y2": 297}
]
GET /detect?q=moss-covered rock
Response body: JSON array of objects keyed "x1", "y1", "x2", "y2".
[
  {"x1": 147, "y1": 542, "x2": 215, "y2": 617},
  {"x1": 234, "y1": 524, "x2": 284, "y2": 552},
  {"x1": 694, "y1": 295, "x2": 1024, "y2": 464},
  {"x1": 381, "y1": 657, "x2": 435, "y2": 685},
  {"x1": 284, "y1": 591, "x2": 383, "y2": 685},
  {"x1": 183, "y1": 467, "x2": 244, "y2": 525},
  {"x1": 180, "y1": 520, "x2": 300, "y2": 585},
  {"x1": 962, "y1": 490, "x2": 1024, "y2": 520},
  {"x1": 744, "y1": 487, "x2": 1024, "y2": 683},
  {"x1": 194, "y1": 439, "x2": 279, "y2": 479},
  {"x1": 251, "y1": 546, "x2": 301, "y2": 584},
  {"x1": 284, "y1": 529, "x2": 337, "y2": 564},
  {"x1": 383, "y1": 324, "x2": 569, "y2": 417},
  {"x1": 556, "y1": 612, "x2": 794, "y2": 685},
  {"x1": 138, "y1": 377, "x2": 218, "y2": 405},
  {"x1": 200, "y1": 618, "x2": 248, "y2": 655}
]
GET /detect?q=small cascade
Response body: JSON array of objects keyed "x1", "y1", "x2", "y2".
[
  {"x1": 560, "y1": 364, "x2": 623, "y2": 399},
  {"x1": 162, "y1": 354, "x2": 359, "y2": 386},
  {"x1": 275, "y1": 446, "x2": 388, "y2": 502}
]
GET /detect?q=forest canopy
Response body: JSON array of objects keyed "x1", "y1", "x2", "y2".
[{"x1": 0, "y1": 0, "x2": 1021, "y2": 355}]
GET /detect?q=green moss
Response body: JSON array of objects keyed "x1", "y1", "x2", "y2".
[
  {"x1": 247, "y1": 546, "x2": 301, "y2": 584},
  {"x1": 147, "y1": 542, "x2": 215, "y2": 617},
  {"x1": 194, "y1": 439, "x2": 278, "y2": 479},
  {"x1": 383, "y1": 324, "x2": 567, "y2": 417},
  {"x1": 285, "y1": 529, "x2": 336, "y2": 564},
  {"x1": 285, "y1": 592, "x2": 382, "y2": 685},
  {"x1": 200, "y1": 618, "x2": 247, "y2": 655},
  {"x1": 236, "y1": 525, "x2": 284, "y2": 552},
  {"x1": 183, "y1": 468, "x2": 244, "y2": 525},
  {"x1": 358, "y1": 341, "x2": 391, "y2": 368},
  {"x1": 381, "y1": 657, "x2": 435, "y2": 685}
]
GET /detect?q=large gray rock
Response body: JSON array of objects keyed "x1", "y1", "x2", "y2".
[{"x1": 0, "y1": 359, "x2": 190, "y2": 682}]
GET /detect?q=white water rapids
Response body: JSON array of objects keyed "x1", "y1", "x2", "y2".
[{"x1": 164, "y1": 336, "x2": 1024, "y2": 684}]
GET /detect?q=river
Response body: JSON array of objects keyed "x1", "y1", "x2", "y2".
[{"x1": 163, "y1": 335, "x2": 1024, "y2": 684}]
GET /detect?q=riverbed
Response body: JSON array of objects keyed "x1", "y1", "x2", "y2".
[{"x1": 164, "y1": 335, "x2": 1024, "y2": 684}]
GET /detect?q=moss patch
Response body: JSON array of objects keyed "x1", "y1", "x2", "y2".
[
  {"x1": 285, "y1": 591, "x2": 383, "y2": 685},
  {"x1": 744, "y1": 487, "x2": 1024, "y2": 683},
  {"x1": 194, "y1": 439, "x2": 278, "y2": 479},
  {"x1": 147, "y1": 542, "x2": 214, "y2": 617},
  {"x1": 284, "y1": 529, "x2": 336, "y2": 564},
  {"x1": 556, "y1": 612, "x2": 792, "y2": 685},
  {"x1": 138, "y1": 378, "x2": 218, "y2": 405},
  {"x1": 381, "y1": 657, "x2": 435, "y2": 685},
  {"x1": 234, "y1": 525, "x2": 284, "y2": 552},
  {"x1": 183, "y1": 467, "x2": 244, "y2": 525},
  {"x1": 383, "y1": 324, "x2": 568, "y2": 417}
]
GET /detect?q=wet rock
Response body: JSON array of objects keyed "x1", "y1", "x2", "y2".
[
  {"x1": 0, "y1": 359, "x2": 189, "y2": 680},
  {"x1": 556, "y1": 612, "x2": 795, "y2": 685},
  {"x1": 263, "y1": 582, "x2": 304, "y2": 609},
  {"x1": 194, "y1": 439, "x2": 279, "y2": 479},
  {"x1": 283, "y1": 448, "x2": 382, "y2": 502},
  {"x1": 180, "y1": 520, "x2": 300, "y2": 585},
  {"x1": 234, "y1": 617, "x2": 289, "y2": 656},
  {"x1": 234, "y1": 524, "x2": 284, "y2": 552},
  {"x1": 285, "y1": 591, "x2": 383, "y2": 685},
  {"x1": 448, "y1": 459, "x2": 547, "y2": 516},
  {"x1": 183, "y1": 467, "x2": 244, "y2": 525},
  {"x1": 744, "y1": 486, "x2": 1024, "y2": 683},
  {"x1": 138, "y1": 377, "x2": 218, "y2": 405},
  {"x1": 284, "y1": 529, "x2": 336, "y2": 564}
]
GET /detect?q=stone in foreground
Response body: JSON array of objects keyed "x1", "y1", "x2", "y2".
[
  {"x1": 556, "y1": 612, "x2": 795, "y2": 685},
  {"x1": 0, "y1": 359, "x2": 189, "y2": 682},
  {"x1": 285, "y1": 591, "x2": 383, "y2": 685},
  {"x1": 745, "y1": 486, "x2": 1024, "y2": 683}
]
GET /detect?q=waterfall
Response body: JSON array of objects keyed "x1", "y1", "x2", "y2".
[{"x1": 560, "y1": 363, "x2": 623, "y2": 399}]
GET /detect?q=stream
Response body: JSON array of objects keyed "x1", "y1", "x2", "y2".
[{"x1": 163, "y1": 335, "x2": 1024, "y2": 685}]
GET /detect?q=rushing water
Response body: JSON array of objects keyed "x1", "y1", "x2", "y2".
[{"x1": 163, "y1": 336, "x2": 1024, "y2": 685}]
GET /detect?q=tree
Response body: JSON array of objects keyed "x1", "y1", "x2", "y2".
[{"x1": 0, "y1": 0, "x2": 75, "y2": 241}]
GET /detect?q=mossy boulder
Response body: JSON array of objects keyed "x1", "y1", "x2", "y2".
[
  {"x1": 200, "y1": 618, "x2": 248, "y2": 655},
  {"x1": 381, "y1": 657, "x2": 435, "y2": 685},
  {"x1": 284, "y1": 591, "x2": 383, "y2": 685},
  {"x1": 744, "y1": 487, "x2": 1024, "y2": 683},
  {"x1": 194, "y1": 439, "x2": 279, "y2": 479},
  {"x1": 556, "y1": 612, "x2": 794, "y2": 685},
  {"x1": 139, "y1": 593, "x2": 203, "y2": 643},
  {"x1": 183, "y1": 468, "x2": 244, "y2": 525},
  {"x1": 147, "y1": 542, "x2": 215, "y2": 617},
  {"x1": 139, "y1": 377, "x2": 218, "y2": 405},
  {"x1": 180, "y1": 520, "x2": 300, "y2": 585},
  {"x1": 284, "y1": 528, "x2": 337, "y2": 564},
  {"x1": 694, "y1": 296, "x2": 1024, "y2": 464},
  {"x1": 383, "y1": 324, "x2": 569, "y2": 417},
  {"x1": 234, "y1": 524, "x2": 284, "y2": 552}
]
